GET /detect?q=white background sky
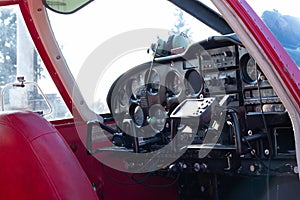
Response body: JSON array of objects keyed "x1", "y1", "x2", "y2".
[
  {"x1": 47, "y1": 0, "x2": 218, "y2": 75},
  {"x1": 47, "y1": 0, "x2": 300, "y2": 75},
  {"x1": 46, "y1": 0, "x2": 300, "y2": 112},
  {"x1": 1, "y1": 0, "x2": 298, "y2": 115},
  {"x1": 47, "y1": 0, "x2": 218, "y2": 110}
]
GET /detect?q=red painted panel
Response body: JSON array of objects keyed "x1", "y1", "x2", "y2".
[
  {"x1": 55, "y1": 121, "x2": 180, "y2": 200},
  {"x1": 18, "y1": 1, "x2": 75, "y2": 114},
  {"x1": 0, "y1": 0, "x2": 18, "y2": 6}
]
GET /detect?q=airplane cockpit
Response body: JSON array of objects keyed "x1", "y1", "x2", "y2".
[
  {"x1": 83, "y1": 31, "x2": 297, "y2": 198},
  {"x1": 0, "y1": 0, "x2": 299, "y2": 199}
]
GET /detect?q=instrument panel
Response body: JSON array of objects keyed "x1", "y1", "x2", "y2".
[
  {"x1": 108, "y1": 41, "x2": 237, "y2": 133},
  {"x1": 104, "y1": 37, "x2": 294, "y2": 178},
  {"x1": 107, "y1": 41, "x2": 240, "y2": 134},
  {"x1": 107, "y1": 59, "x2": 205, "y2": 134}
]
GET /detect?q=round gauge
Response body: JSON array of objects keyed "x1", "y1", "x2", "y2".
[
  {"x1": 184, "y1": 69, "x2": 203, "y2": 96},
  {"x1": 166, "y1": 71, "x2": 182, "y2": 97},
  {"x1": 145, "y1": 69, "x2": 160, "y2": 95},
  {"x1": 246, "y1": 57, "x2": 260, "y2": 82},
  {"x1": 241, "y1": 54, "x2": 261, "y2": 85},
  {"x1": 118, "y1": 85, "x2": 129, "y2": 107},
  {"x1": 131, "y1": 79, "x2": 140, "y2": 98},
  {"x1": 149, "y1": 104, "x2": 167, "y2": 133},
  {"x1": 130, "y1": 74, "x2": 144, "y2": 99},
  {"x1": 132, "y1": 105, "x2": 145, "y2": 127}
]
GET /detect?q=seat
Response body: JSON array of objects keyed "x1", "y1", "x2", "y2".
[{"x1": 0, "y1": 111, "x2": 99, "y2": 200}]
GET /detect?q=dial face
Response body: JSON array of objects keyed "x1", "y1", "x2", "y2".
[
  {"x1": 118, "y1": 85, "x2": 129, "y2": 107},
  {"x1": 149, "y1": 104, "x2": 167, "y2": 132},
  {"x1": 185, "y1": 69, "x2": 203, "y2": 96},
  {"x1": 241, "y1": 54, "x2": 261, "y2": 85},
  {"x1": 131, "y1": 79, "x2": 140, "y2": 99},
  {"x1": 166, "y1": 71, "x2": 182, "y2": 97},
  {"x1": 246, "y1": 57, "x2": 259, "y2": 82},
  {"x1": 171, "y1": 74, "x2": 181, "y2": 95},
  {"x1": 130, "y1": 74, "x2": 144, "y2": 99},
  {"x1": 146, "y1": 70, "x2": 160, "y2": 95},
  {"x1": 132, "y1": 105, "x2": 145, "y2": 127}
]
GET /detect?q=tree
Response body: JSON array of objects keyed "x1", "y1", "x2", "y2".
[
  {"x1": 171, "y1": 8, "x2": 192, "y2": 37},
  {"x1": 148, "y1": 8, "x2": 193, "y2": 57},
  {"x1": 0, "y1": 8, "x2": 17, "y2": 86},
  {"x1": 0, "y1": 8, "x2": 44, "y2": 86}
]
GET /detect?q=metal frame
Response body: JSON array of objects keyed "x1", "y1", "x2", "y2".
[
  {"x1": 212, "y1": 0, "x2": 300, "y2": 178},
  {"x1": 17, "y1": 0, "x2": 100, "y2": 122}
]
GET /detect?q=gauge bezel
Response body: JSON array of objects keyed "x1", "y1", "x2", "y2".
[
  {"x1": 148, "y1": 104, "x2": 168, "y2": 133},
  {"x1": 129, "y1": 74, "x2": 144, "y2": 100},
  {"x1": 165, "y1": 70, "x2": 183, "y2": 98},
  {"x1": 241, "y1": 53, "x2": 261, "y2": 85},
  {"x1": 145, "y1": 69, "x2": 161, "y2": 95},
  {"x1": 184, "y1": 69, "x2": 203, "y2": 97},
  {"x1": 118, "y1": 84, "x2": 129, "y2": 107},
  {"x1": 129, "y1": 104, "x2": 145, "y2": 127}
]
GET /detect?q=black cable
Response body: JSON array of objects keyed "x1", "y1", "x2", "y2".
[
  {"x1": 132, "y1": 149, "x2": 163, "y2": 172},
  {"x1": 267, "y1": 157, "x2": 271, "y2": 200},
  {"x1": 101, "y1": 163, "x2": 179, "y2": 188},
  {"x1": 130, "y1": 173, "x2": 153, "y2": 184},
  {"x1": 227, "y1": 109, "x2": 243, "y2": 155},
  {"x1": 135, "y1": 174, "x2": 179, "y2": 189},
  {"x1": 253, "y1": 59, "x2": 273, "y2": 200},
  {"x1": 101, "y1": 163, "x2": 137, "y2": 185}
]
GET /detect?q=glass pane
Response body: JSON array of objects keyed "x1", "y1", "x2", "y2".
[
  {"x1": 47, "y1": 0, "x2": 219, "y2": 114},
  {"x1": 0, "y1": 5, "x2": 71, "y2": 120}
]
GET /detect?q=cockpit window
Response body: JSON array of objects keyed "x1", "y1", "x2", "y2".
[
  {"x1": 0, "y1": 6, "x2": 71, "y2": 120},
  {"x1": 44, "y1": 0, "x2": 93, "y2": 14},
  {"x1": 46, "y1": 0, "x2": 219, "y2": 114},
  {"x1": 247, "y1": 0, "x2": 300, "y2": 67}
]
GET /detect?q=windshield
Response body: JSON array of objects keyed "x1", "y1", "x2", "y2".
[
  {"x1": 46, "y1": 0, "x2": 300, "y2": 115},
  {"x1": 47, "y1": 0, "x2": 219, "y2": 113},
  {"x1": 0, "y1": 5, "x2": 71, "y2": 120}
]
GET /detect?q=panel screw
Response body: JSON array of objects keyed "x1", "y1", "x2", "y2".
[
  {"x1": 248, "y1": 130, "x2": 253, "y2": 136},
  {"x1": 294, "y1": 166, "x2": 299, "y2": 174},
  {"x1": 264, "y1": 149, "x2": 270, "y2": 156}
]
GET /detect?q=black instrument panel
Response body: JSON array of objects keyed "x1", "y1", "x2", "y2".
[
  {"x1": 107, "y1": 41, "x2": 240, "y2": 130},
  {"x1": 107, "y1": 59, "x2": 205, "y2": 134},
  {"x1": 107, "y1": 40, "x2": 244, "y2": 144},
  {"x1": 104, "y1": 37, "x2": 294, "y2": 177}
]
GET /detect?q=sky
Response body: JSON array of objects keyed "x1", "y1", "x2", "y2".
[
  {"x1": 47, "y1": 0, "x2": 218, "y2": 110},
  {"x1": 47, "y1": 0, "x2": 300, "y2": 75},
  {"x1": 47, "y1": 0, "x2": 218, "y2": 75},
  {"x1": 247, "y1": 0, "x2": 300, "y2": 17},
  {"x1": 1, "y1": 0, "x2": 298, "y2": 115},
  {"x1": 46, "y1": 0, "x2": 300, "y2": 112}
]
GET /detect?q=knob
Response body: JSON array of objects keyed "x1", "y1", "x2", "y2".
[
  {"x1": 194, "y1": 163, "x2": 207, "y2": 172},
  {"x1": 223, "y1": 51, "x2": 233, "y2": 57},
  {"x1": 194, "y1": 163, "x2": 201, "y2": 172}
]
